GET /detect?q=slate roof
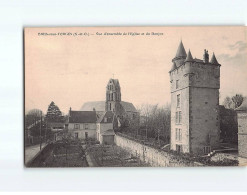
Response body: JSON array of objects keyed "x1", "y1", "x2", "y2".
[
  {"x1": 210, "y1": 52, "x2": 219, "y2": 64},
  {"x1": 101, "y1": 129, "x2": 115, "y2": 136},
  {"x1": 175, "y1": 41, "x2": 187, "y2": 58},
  {"x1": 97, "y1": 111, "x2": 116, "y2": 123},
  {"x1": 185, "y1": 50, "x2": 194, "y2": 62},
  {"x1": 80, "y1": 101, "x2": 137, "y2": 112},
  {"x1": 170, "y1": 62, "x2": 177, "y2": 72},
  {"x1": 194, "y1": 58, "x2": 204, "y2": 63},
  {"x1": 235, "y1": 98, "x2": 247, "y2": 111},
  {"x1": 69, "y1": 111, "x2": 97, "y2": 123},
  {"x1": 80, "y1": 101, "x2": 105, "y2": 111}
]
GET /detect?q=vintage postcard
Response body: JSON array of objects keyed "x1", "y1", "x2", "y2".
[{"x1": 24, "y1": 26, "x2": 247, "y2": 167}]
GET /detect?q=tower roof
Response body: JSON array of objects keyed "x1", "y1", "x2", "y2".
[
  {"x1": 175, "y1": 41, "x2": 187, "y2": 58},
  {"x1": 185, "y1": 49, "x2": 194, "y2": 62},
  {"x1": 170, "y1": 62, "x2": 177, "y2": 72},
  {"x1": 210, "y1": 52, "x2": 219, "y2": 64}
]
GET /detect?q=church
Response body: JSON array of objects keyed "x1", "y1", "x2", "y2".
[
  {"x1": 67, "y1": 78, "x2": 139, "y2": 142},
  {"x1": 81, "y1": 78, "x2": 139, "y2": 124}
]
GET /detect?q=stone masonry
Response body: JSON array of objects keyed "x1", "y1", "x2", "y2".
[{"x1": 169, "y1": 41, "x2": 221, "y2": 155}]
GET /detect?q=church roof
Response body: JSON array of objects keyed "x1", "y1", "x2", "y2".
[
  {"x1": 210, "y1": 53, "x2": 219, "y2": 64},
  {"x1": 69, "y1": 111, "x2": 97, "y2": 123},
  {"x1": 185, "y1": 50, "x2": 194, "y2": 62},
  {"x1": 175, "y1": 41, "x2": 187, "y2": 58},
  {"x1": 235, "y1": 97, "x2": 247, "y2": 111},
  {"x1": 81, "y1": 101, "x2": 105, "y2": 112},
  {"x1": 80, "y1": 101, "x2": 137, "y2": 112}
]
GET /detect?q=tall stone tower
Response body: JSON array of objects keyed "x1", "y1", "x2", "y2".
[
  {"x1": 105, "y1": 78, "x2": 122, "y2": 115},
  {"x1": 169, "y1": 41, "x2": 221, "y2": 155}
]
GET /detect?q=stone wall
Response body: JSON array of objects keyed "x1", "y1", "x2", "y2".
[
  {"x1": 237, "y1": 111, "x2": 247, "y2": 158},
  {"x1": 115, "y1": 133, "x2": 204, "y2": 167}
]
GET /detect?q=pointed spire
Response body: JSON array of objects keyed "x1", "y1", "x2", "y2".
[
  {"x1": 170, "y1": 62, "x2": 177, "y2": 72},
  {"x1": 185, "y1": 49, "x2": 194, "y2": 62},
  {"x1": 210, "y1": 52, "x2": 219, "y2": 64},
  {"x1": 175, "y1": 41, "x2": 187, "y2": 58}
]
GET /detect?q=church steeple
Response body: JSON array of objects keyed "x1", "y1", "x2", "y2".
[{"x1": 105, "y1": 78, "x2": 121, "y2": 112}]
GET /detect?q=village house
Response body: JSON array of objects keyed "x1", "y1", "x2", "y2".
[
  {"x1": 96, "y1": 111, "x2": 119, "y2": 144},
  {"x1": 68, "y1": 109, "x2": 97, "y2": 139}
]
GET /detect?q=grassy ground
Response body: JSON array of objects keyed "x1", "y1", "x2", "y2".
[
  {"x1": 86, "y1": 144, "x2": 150, "y2": 167},
  {"x1": 29, "y1": 142, "x2": 88, "y2": 167}
]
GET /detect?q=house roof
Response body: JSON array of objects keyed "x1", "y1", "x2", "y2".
[
  {"x1": 80, "y1": 101, "x2": 137, "y2": 112},
  {"x1": 175, "y1": 41, "x2": 187, "y2": 58},
  {"x1": 69, "y1": 111, "x2": 97, "y2": 123},
  {"x1": 101, "y1": 129, "x2": 115, "y2": 136},
  {"x1": 47, "y1": 122, "x2": 65, "y2": 128},
  {"x1": 97, "y1": 111, "x2": 116, "y2": 123},
  {"x1": 235, "y1": 98, "x2": 247, "y2": 111}
]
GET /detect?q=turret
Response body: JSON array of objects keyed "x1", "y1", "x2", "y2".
[
  {"x1": 210, "y1": 52, "x2": 219, "y2": 65},
  {"x1": 172, "y1": 41, "x2": 187, "y2": 67},
  {"x1": 185, "y1": 49, "x2": 194, "y2": 62}
]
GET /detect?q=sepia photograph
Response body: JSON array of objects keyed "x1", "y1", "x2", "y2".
[{"x1": 24, "y1": 26, "x2": 247, "y2": 168}]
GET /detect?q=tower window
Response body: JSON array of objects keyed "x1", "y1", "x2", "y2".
[
  {"x1": 177, "y1": 94, "x2": 180, "y2": 107},
  {"x1": 176, "y1": 111, "x2": 182, "y2": 124},
  {"x1": 109, "y1": 103, "x2": 111, "y2": 110},
  {"x1": 179, "y1": 111, "x2": 182, "y2": 123},
  {"x1": 176, "y1": 128, "x2": 182, "y2": 141}
]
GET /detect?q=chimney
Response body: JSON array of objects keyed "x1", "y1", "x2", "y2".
[{"x1": 203, "y1": 49, "x2": 209, "y2": 63}]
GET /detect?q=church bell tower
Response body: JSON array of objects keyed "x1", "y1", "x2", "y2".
[{"x1": 105, "y1": 78, "x2": 121, "y2": 114}]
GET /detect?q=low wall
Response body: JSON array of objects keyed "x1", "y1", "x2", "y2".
[{"x1": 115, "y1": 133, "x2": 204, "y2": 167}]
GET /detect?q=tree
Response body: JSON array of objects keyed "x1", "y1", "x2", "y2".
[
  {"x1": 232, "y1": 94, "x2": 244, "y2": 109},
  {"x1": 223, "y1": 96, "x2": 234, "y2": 109},
  {"x1": 46, "y1": 101, "x2": 64, "y2": 122},
  {"x1": 25, "y1": 108, "x2": 43, "y2": 128}
]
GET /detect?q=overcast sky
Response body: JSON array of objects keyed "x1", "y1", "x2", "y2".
[{"x1": 25, "y1": 26, "x2": 247, "y2": 114}]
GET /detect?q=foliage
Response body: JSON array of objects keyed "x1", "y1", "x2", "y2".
[
  {"x1": 46, "y1": 101, "x2": 64, "y2": 122},
  {"x1": 223, "y1": 94, "x2": 244, "y2": 109},
  {"x1": 25, "y1": 108, "x2": 43, "y2": 128},
  {"x1": 232, "y1": 94, "x2": 244, "y2": 108}
]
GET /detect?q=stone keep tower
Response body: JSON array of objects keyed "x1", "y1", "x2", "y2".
[
  {"x1": 169, "y1": 41, "x2": 221, "y2": 155},
  {"x1": 105, "y1": 78, "x2": 122, "y2": 115}
]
